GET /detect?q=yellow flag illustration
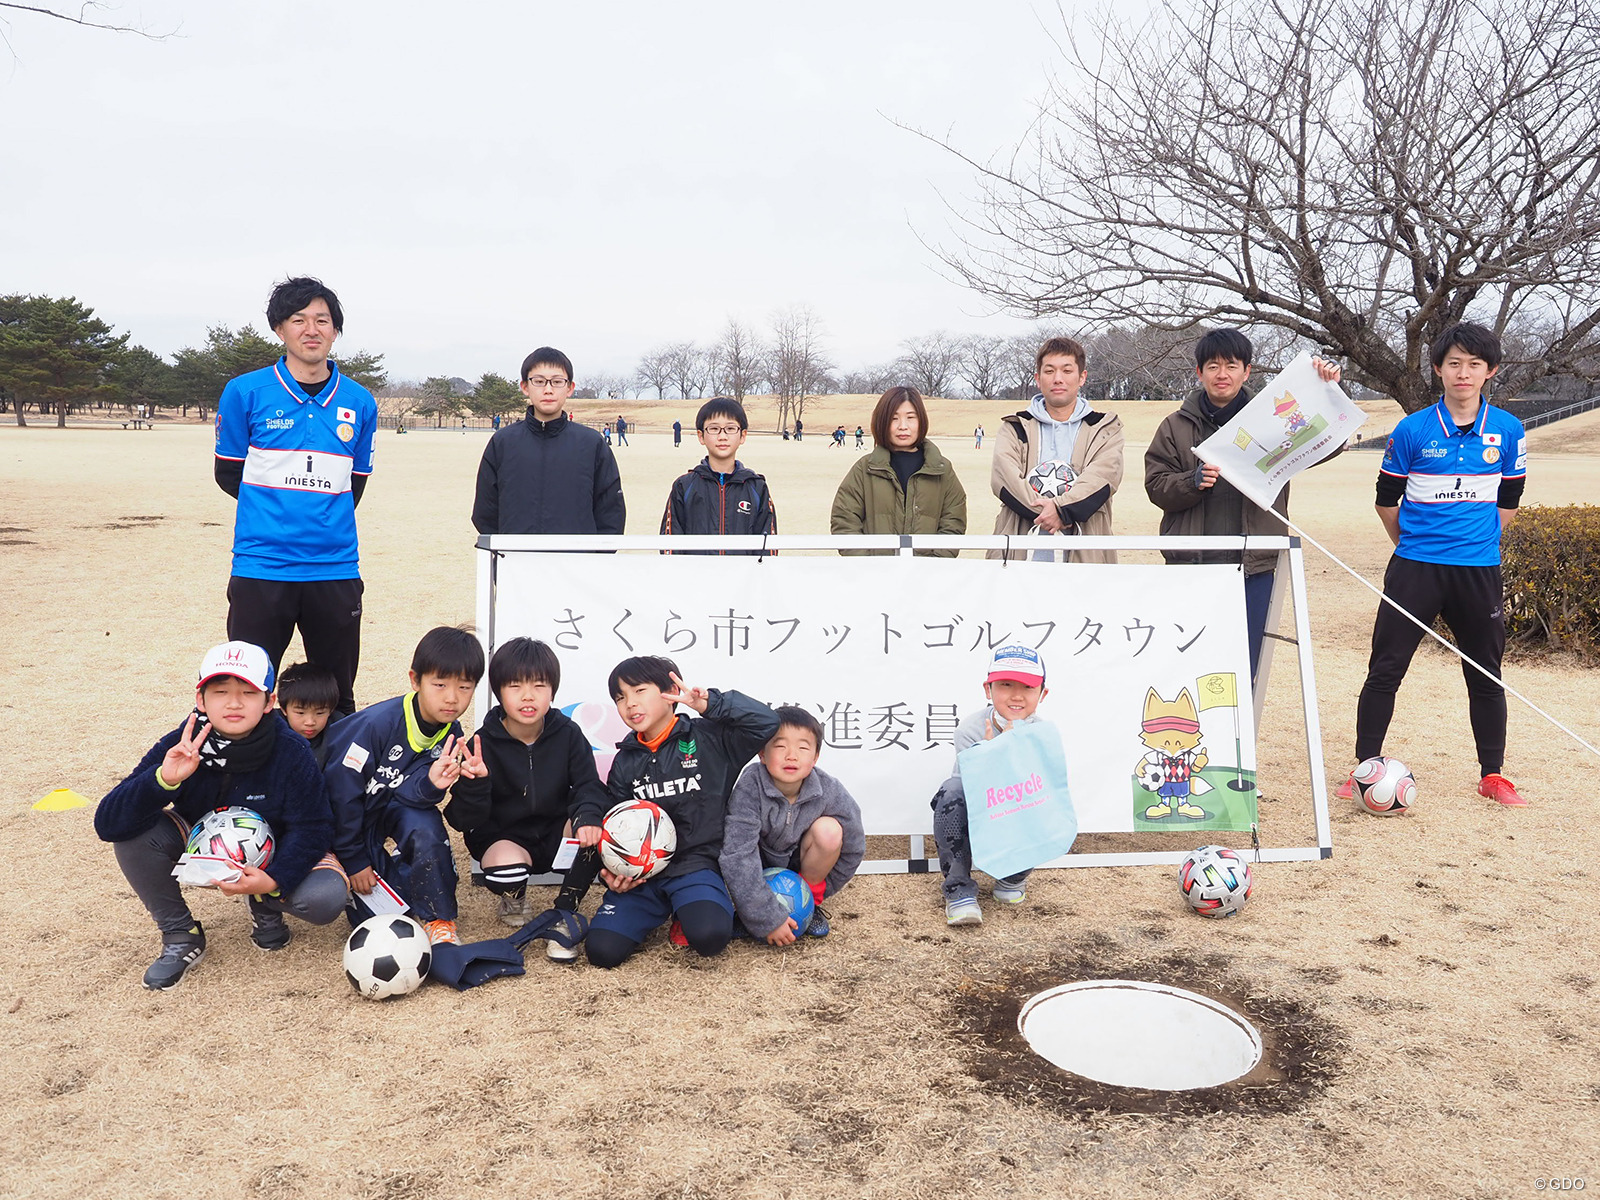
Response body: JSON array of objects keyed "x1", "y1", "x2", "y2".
[
  {"x1": 1196, "y1": 672, "x2": 1237, "y2": 711},
  {"x1": 1233, "y1": 428, "x2": 1254, "y2": 450}
]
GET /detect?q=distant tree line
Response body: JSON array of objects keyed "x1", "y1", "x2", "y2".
[{"x1": 0, "y1": 294, "x2": 387, "y2": 428}]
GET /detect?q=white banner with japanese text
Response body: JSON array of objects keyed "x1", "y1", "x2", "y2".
[{"x1": 487, "y1": 554, "x2": 1259, "y2": 836}]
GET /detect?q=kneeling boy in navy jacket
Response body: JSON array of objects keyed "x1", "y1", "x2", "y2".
[
  {"x1": 95, "y1": 641, "x2": 346, "y2": 991},
  {"x1": 572, "y1": 655, "x2": 779, "y2": 967},
  {"x1": 322, "y1": 626, "x2": 483, "y2": 946}
]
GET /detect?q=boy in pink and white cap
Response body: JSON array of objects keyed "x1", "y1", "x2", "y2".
[
  {"x1": 94, "y1": 640, "x2": 347, "y2": 990},
  {"x1": 930, "y1": 644, "x2": 1053, "y2": 927}
]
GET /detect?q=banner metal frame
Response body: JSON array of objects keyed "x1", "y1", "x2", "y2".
[{"x1": 474, "y1": 534, "x2": 1332, "y2": 875}]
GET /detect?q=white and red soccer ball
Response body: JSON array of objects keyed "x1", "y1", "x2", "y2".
[
  {"x1": 598, "y1": 800, "x2": 677, "y2": 881},
  {"x1": 1353, "y1": 756, "x2": 1416, "y2": 816},
  {"x1": 1179, "y1": 845, "x2": 1254, "y2": 918}
]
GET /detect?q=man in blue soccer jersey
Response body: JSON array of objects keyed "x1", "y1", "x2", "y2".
[
  {"x1": 1346, "y1": 322, "x2": 1530, "y2": 807},
  {"x1": 214, "y1": 278, "x2": 378, "y2": 716}
]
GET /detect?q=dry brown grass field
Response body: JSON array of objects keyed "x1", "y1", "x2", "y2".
[{"x1": 1, "y1": 402, "x2": 1597, "y2": 1200}]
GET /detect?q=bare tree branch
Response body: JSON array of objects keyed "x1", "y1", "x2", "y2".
[
  {"x1": 0, "y1": 2, "x2": 174, "y2": 39},
  {"x1": 915, "y1": 0, "x2": 1600, "y2": 410}
]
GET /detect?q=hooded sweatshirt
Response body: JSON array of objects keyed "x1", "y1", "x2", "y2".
[
  {"x1": 444, "y1": 705, "x2": 608, "y2": 845},
  {"x1": 1027, "y1": 393, "x2": 1091, "y2": 464}
]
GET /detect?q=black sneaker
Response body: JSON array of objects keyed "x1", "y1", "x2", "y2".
[
  {"x1": 249, "y1": 903, "x2": 292, "y2": 951},
  {"x1": 143, "y1": 928, "x2": 206, "y2": 990},
  {"x1": 805, "y1": 905, "x2": 831, "y2": 937}
]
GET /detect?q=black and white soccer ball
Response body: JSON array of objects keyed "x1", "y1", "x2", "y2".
[
  {"x1": 1026, "y1": 458, "x2": 1078, "y2": 499},
  {"x1": 343, "y1": 914, "x2": 431, "y2": 1000},
  {"x1": 1136, "y1": 760, "x2": 1167, "y2": 791},
  {"x1": 1179, "y1": 845, "x2": 1254, "y2": 918}
]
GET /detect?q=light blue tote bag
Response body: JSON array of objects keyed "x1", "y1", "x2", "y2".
[{"x1": 958, "y1": 721, "x2": 1078, "y2": 879}]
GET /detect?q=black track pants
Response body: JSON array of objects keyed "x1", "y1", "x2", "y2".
[
  {"x1": 227, "y1": 576, "x2": 364, "y2": 715},
  {"x1": 1355, "y1": 556, "x2": 1507, "y2": 776}
]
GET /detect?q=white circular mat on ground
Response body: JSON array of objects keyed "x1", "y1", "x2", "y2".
[{"x1": 1017, "y1": 979, "x2": 1263, "y2": 1091}]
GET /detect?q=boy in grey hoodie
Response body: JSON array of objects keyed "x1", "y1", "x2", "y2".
[{"x1": 720, "y1": 707, "x2": 865, "y2": 943}]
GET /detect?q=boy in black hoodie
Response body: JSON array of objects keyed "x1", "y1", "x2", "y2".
[
  {"x1": 445, "y1": 638, "x2": 608, "y2": 958},
  {"x1": 95, "y1": 641, "x2": 346, "y2": 990},
  {"x1": 572, "y1": 655, "x2": 779, "y2": 967},
  {"x1": 659, "y1": 397, "x2": 777, "y2": 555}
]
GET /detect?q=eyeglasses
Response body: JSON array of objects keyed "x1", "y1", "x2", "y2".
[
  {"x1": 526, "y1": 377, "x2": 569, "y2": 390},
  {"x1": 701, "y1": 424, "x2": 743, "y2": 436}
]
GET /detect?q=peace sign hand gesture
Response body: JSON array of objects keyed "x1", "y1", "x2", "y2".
[
  {"x1": 158, "y1": 713, "x2": 212, "y2": 788},
  {"x1": 458, "y1": 735, "x2": 488, "y2": 780},
  {"x1": 428, "y1": 734, "x2": 464, "y2": 790},
  {"x1": 662, "y1": 672, "x2": 709, "y2": 715}
]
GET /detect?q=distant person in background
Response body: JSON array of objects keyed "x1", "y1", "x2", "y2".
[
  {"x1": 213, "y1": 276, "x2": 376, "y2": 717},
  {"x1": 988, "y1": 336, "x2": 1125, "y2": 565},
  {"x1": 794, "y1": 418, "x2": 804, "y2": 442},
  {"x1": 492, "y1": 413, "x2": 501, "y2": 431},
  {"x1": 974, "y1": 424, "x2": 984, "y2": 448},
  {"x1": 830, "y1": 425, "x2": 846, "y2": 448},
  {"x1": 615, "y1": 414, "x2": 629, "y2": 446},
  {"x1": 673, "y1": 419, "x2": 682, "y2": 447},
  {"x1": 603, "y1": 424, "x2": 613, "y2": 445},
  {"x1": 471, "y1": 346, "x2": 625, "y2": 537},
  {"x1": 830, "y1": 386, "x2": 966, "y2": 558},
  {"x1": 854, "y1": 425, "x2": 865, "y2": 449}
]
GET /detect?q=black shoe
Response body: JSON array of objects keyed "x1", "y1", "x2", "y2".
[
  {"x1": 143, "y1": 928, "x2": 206, "y2": 990},
  {"x1": 805, "y1": 905, "x2": 831, "y2": 937},
  {"x1": 249, "y1": 903, "x2": 292, "y2": 951}
]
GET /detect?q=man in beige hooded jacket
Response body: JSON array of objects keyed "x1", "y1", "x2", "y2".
[{"x1": 987, "y1": 336, "x2": 1125, "y2": 563}]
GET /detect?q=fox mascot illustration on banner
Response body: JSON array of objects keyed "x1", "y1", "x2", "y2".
[{"x1": 1134, "y1": 687, "x2": 1213, "y2": 821}]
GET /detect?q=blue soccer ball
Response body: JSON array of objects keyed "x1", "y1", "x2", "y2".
[{"x1": 762, "y1": 867, "x2": 815, "y2": 932}]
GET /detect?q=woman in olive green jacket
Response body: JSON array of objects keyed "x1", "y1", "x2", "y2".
[{"x1": 829, "y1": 386, "x2": 967, "y2": 558}]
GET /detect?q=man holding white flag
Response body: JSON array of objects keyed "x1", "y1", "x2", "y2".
[{"x1": 1145, "y1": 330, "x2": 1346, "y2": 680}]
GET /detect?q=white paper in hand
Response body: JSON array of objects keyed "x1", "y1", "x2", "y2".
[
  {"x1": 173, "y1": 853, "x2": 243, "y2": 888},
  {"x1": 1195, "y1": 351, "x2": 1365, "y2": 510},
  {"x1": 350, "y1": 874, "x2": 410, "y2": 916}
]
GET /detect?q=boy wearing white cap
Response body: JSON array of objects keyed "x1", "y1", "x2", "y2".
[
  {"x1": 931, "y1": 644, "x2": 1052, "y2": 927},
  {"x1": 95, "y1": 641, "x2": 347, "y2": 990}
]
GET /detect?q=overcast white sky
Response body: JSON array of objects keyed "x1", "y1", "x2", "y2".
[{"x1": 2, "y1": 1, "x2": 1073, "y2": 383}]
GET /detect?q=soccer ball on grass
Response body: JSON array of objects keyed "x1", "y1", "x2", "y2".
[
  {"x1": 1352, "y1": 756, "x2": 1416, "y2": 816},
  {"x1": 1179, "y1": 845, "x2": 1254, "y2": 918},
  {"x1": 344, "y1": 915, "x2": 431, "y2": 1000}
]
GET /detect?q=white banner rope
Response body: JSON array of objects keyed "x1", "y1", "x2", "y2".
[{"x1": 1262, "y1": 511, "x2": 1600, "y2": 760}]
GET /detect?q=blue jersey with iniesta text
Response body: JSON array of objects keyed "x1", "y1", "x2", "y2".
[
  {"x1": 214, "y1": 358, "x2": 377, "y2": 580},
  {"x1": 1379, "y1": 398, "x2": 1526, "y2": 567}
]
